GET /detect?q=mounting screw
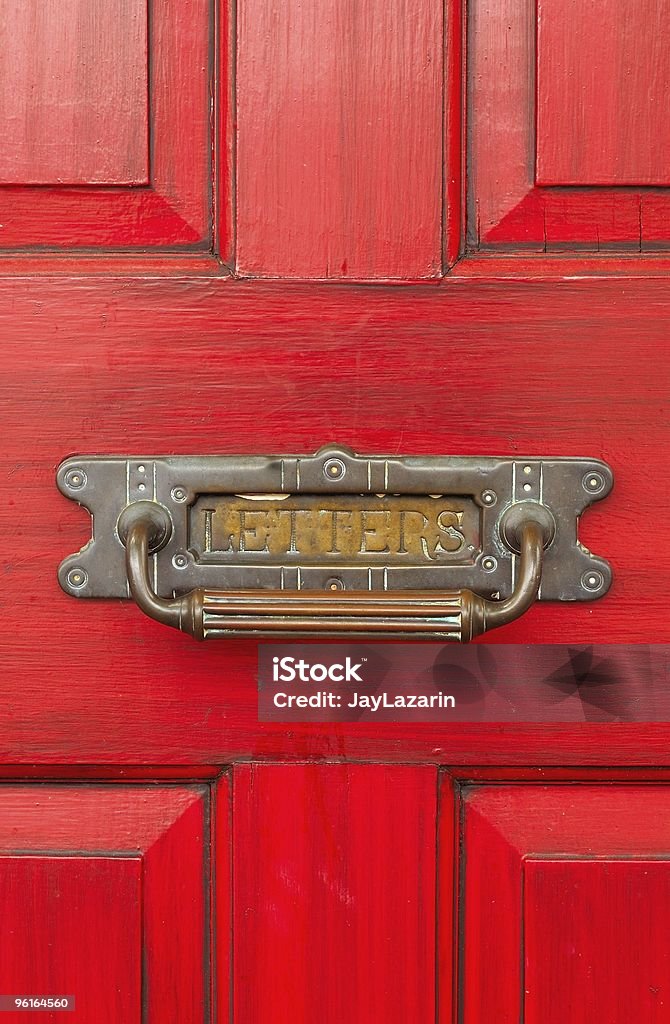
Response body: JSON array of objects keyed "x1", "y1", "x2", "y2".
[
  {"x1": 323, "y1": 458, "x2": 346, "y2": 481},
  {"x1": 66, "y1": 567, "x2": 88, "y2": 589},
  {"x1": 482, "y1": 556, "x2": 498, "y2": 572},
  {"x1": 581, "y1": 569, "x2": 605, "y2": 592},
  {"x1": 171, "y1": 486, "x2": 188, "y2": 503},
  {"x1": 481, "y1": 489, "x2": 497, "y2": 506},
  {"x1": 172, "y1": 553, "x2": 188, "y2": 569},
  {"x1": 64, "y1": 468, "x2": 87, "y2": 490},
  {"x1": 583, "y1": 472, "x2": 605, "y2": 495},
  {"x1": 326, "y1": 577, "x2": 345, "y2": 590}
]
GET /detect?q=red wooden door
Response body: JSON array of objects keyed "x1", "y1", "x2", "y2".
[{"x1": 0, "y1": 1, "x2": 669, "y2": 1021}]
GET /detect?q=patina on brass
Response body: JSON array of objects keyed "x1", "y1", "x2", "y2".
[
  {"x1": 190, "y1": 493, "x2": 480, "y2": 565},
  {"x1": 56, "y1": 444, "x2": 614, "y2": 642}
]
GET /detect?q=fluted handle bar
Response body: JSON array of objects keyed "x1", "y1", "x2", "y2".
[{"x1": 122, "y1": 503, "x2": 545, "y2": 641}]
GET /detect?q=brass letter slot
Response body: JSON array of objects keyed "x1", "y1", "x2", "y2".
[{"x1": 57, "y1": 445, "x2": 613, "y2": 641}]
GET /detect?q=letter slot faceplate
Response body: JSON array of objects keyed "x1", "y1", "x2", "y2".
[{"x1": 57, "y1": 445, "x2": 612, "y2": 605}]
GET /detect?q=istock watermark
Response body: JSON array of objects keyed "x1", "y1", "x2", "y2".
[
  {"x1": 258, "y1": 644, "x2": 670, "y2": 723},
  {"x1": 262, "y1": 646, "x2": 456, "y2": 717},
  {"x1": 272, "y1": 656, "x2": 365, "y2": 683}
]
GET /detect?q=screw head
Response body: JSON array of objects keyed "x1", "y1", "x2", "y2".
[
  {"x1": 64, "y1": 468, "x2": 87, "y2": 490},
  {"x1": 581, "y1": 569, "x2": 605, "y2": 592},
  {"x1": 171, "y1": 487, "x2": 188, "y2": 503},
  {"x1": 326, "y1": 577, "x2": 345, "y2": 591},
  {"x1": 172, "y1": 553, "x2": 188, "y2": 569},
  {"x1": 482, "y1": 556, "x2": 497, "y2": 573},
  {"x1": 66, "y1": 567, "x2": 88, "y2": 589},
  {"x1": 323, "y1": 458, "x2": 346, "y2": 481},
  {"x1": 583, "y1": 472, "x2": 606, "y2": 495},
  {"x1": 481, "y1": 489, "x2": 497, "y2": 506}
]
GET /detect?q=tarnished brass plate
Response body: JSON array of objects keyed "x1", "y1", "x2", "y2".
[
  {"x1": 190, "y1": 494, "x2": 480, "y2": 566},
  {"x1": 56, "y1": 444, "x2": 613, "y2": 602}
]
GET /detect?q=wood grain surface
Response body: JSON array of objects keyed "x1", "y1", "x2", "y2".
[
  {"x1": 0, "y1": 857, "x2": 141, "y2": 1023},
  {"x1": 0, "y1": 785, "x2": 212, "y2": 1023},
  {"x1": 0, "y1": 276, "x2": 667, "y2": 764},
  {"x1": 236, "y1": 0, "x2": 443, "y2": 278},
  {"x1": 0, "y1": 0, "x2": 148, "y2": 186},
  {"x1": 2, "y1": 3, "x2": 669, "y2": 1021},
  {"x1": 536, "y1": 0, "x2": 670, "y2": 186},
  {"x1": 459, "y1": 784, "x2": 670, "y2": 1023},
  {"x1": 233, "y1": 764, "x2": 436, "y2": 1024},
  {"x1": 0, "y1": 0, "x2": 211, "y2": 249},
  {"x1": 469, "y1": 0, "x2": 670, "y2": 249},
  {"x1": 525, "y1": 859, "x2": 670, "y2": 1023}
]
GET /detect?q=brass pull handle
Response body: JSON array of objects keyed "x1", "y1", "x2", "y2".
[{"x1": 121, "y1": 504, "x2": 545, "y2": 642}]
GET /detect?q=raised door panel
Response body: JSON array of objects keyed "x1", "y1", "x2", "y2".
[
  {"x1": 536, "y1": 0, "x2": 670, "y2": 187},
  {"x1": 0, "y1": 857, "x2": 141, "y2": 1021},
  {"x1": 525, "y1": 860, "x2": 670, "y2": 1022},
  {"x1": 0, "y1": 0, "x2": 212, "y2": 249},
  {"x1": 455, "y1": 785, "x2": 670, "y2": 1022},
  {"x1": 468, "y1": 0, "x2": 670, "y2": 250},
  {"x1": 0, "y1": 0, "x2": 148, "y2": 186},
  {"x1": 0, "y1": 784, "x2": 221, "y2": 1023}
]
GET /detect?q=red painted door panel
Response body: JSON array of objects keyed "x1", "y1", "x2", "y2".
[
  {"x1": 0, "y1": 784, "x2": 220, "y2": 1023},
  {"x1": 0, "y1": 0, "x2": 212, "y2": 250},
  {"x1": 233, "y1": 764, "x2": 437, "y2": 1024},
  {"x1": 455, "y1": 784, "x2": 670, "y2": 1023},
  {"x1": 236, "y1": 0, "x2": 443, "y2": 278},
  {"x1": 1, "y1": 0, "x2": 669, "y2": 1021},
  {"x1": 469, "y1": 0, "x2": 670, "y2": 249},
  {"x1": 525, "y1": 861, "x2": 670, "y2": 1023},
  {"x1": 536, "y1": 0, "x2": 670, "y2": 187},
  {"x1": 0, "y1": 0, "x2": 148, "y2": 186}
]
